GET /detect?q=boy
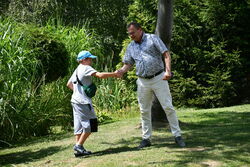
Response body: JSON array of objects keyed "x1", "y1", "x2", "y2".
[{"x1": 67, "y1": 50, "x2": 117, "y2": 157}]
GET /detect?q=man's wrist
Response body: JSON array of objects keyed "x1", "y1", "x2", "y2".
[{"x1": 165, "y1": 70, "x2": 171, "y2": 74}]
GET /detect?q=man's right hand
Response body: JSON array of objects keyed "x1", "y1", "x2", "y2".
[
  {"x1": 114, "y1": 70, "x2": 124, "y2": 78},
  {"x1": 114, "y1": 64, "x2": 132, "y2": 78}
]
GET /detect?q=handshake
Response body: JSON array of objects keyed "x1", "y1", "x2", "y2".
[{"x1": 113, "y1": 69, "x2": 124, "y2": 78}]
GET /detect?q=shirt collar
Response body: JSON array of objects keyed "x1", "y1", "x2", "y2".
[
  {"x1": 134, "y1": 32, "x2": 146, "y2": 44},
  {"x1": 141, "y1": 32, "x2": 146, "y2": 42}
]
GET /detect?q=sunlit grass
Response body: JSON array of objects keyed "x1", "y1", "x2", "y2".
[{"x1": 0, "y1": 104, "x2": 249, "y2": 167}]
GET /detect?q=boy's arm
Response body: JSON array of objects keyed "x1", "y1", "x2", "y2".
[
  {"x1": 92, "y1": 72, "x2": 117, "y2": 79},
  {"x1": 67, "y1": 80, "x2": 74, "y2": 90}
]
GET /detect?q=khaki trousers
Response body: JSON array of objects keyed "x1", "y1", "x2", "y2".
[{"x1": 137, "y1": 72, "x2": 181, "y2": 139}]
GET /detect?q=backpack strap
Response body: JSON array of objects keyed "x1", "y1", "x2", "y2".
[{"x1": 75, "y1": 68, "x2": 84, "y2": 86}]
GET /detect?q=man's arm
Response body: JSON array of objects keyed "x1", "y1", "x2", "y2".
[
  {"x1": 163, "y1": 51, "x2": 172, "y2": 80},
  {"x1": 92, "y1": 72, "x2": 117, "y2": 79},
  {"x1": 115, "y1": 64, "x2": 133, "y2": 78}
]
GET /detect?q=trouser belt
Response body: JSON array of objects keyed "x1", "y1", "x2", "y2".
[{"x1": 140, "y1": 70, "x2": 164, "y2": 79}]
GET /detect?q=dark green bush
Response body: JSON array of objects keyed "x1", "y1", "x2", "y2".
[{"x1": 27, "y1": 29, "x2": 69, "y2": 82}]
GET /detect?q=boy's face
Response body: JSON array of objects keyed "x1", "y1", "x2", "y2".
[
  {"x1": 80, "y1": 57, "x2": 94, "y2": 65},
  {"x1": 85, "y1": 58, "x2": 93, "y2": 65}
]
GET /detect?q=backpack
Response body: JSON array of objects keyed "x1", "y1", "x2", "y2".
[{"x1": 76, "y1": 69, "x2": 97, "y2": 98}]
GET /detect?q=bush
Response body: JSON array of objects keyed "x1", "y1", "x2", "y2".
[
  {"x1": 26, "y1": 27, "x2": 69, "y2": 82},
  {"x1": 0, "y1": 18, "x2": 72, "y2": 144}
]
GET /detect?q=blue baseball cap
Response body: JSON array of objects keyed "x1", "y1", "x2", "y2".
[{"x1": 77, "y1": 51, "x2": 97, "y2": 61}]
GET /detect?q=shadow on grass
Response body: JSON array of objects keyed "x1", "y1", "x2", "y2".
[
  {"x1": 0, "y1": 132, "x2": 72, "y2": 149},
  {"x1": 0, "y1": 146, "x2": 66, "y2": 166},
  {"x1": 183, "y1": 111, "x2": 250, "y2": 146},
  {"x1": 91, "y1": 146, "x2": 140, "y2": 157},
  {"x1": 100, "y1": 136, "x2": 142, "y2": 146},
  {"x1": 149, "y1": 111, "x2": 250, "y2": 166},
  {"x1": 87, "y1": 137, "x2": 142, "y2": 157}
]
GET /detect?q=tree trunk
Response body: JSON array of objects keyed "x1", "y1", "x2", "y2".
[
  {"x1": 155, "y1": 0, "x2": 173, "y2": 47},
  {"x1": 152, "y1": 0, "x2": 173, "y2": 123}
]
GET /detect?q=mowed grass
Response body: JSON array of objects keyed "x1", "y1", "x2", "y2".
[{"x1": 0, "y1": 104, "x2": 250, "y2": 167}]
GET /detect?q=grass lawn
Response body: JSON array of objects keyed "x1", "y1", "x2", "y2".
[{"x1": 0, "y1": 104, "x2": 250, "y2": 167}]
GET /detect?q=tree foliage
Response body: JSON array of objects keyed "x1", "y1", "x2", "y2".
[
  {"x1": 121, "y1": 0, "x2": 250, "y2": 107},
  {"x1": 4, "y1": 0, "x2": 132, "y2": 64}
]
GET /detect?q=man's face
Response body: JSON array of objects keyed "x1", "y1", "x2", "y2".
[{"x1": 127, "y1": 25, "x2": 142, "y2": 42}]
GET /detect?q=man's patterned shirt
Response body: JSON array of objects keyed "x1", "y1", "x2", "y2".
[{"x1": 123, "y1": 33, "x2": 168, "y2": 77}]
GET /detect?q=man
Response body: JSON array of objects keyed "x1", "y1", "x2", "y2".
[
  {"x1": 67, "y1": 50, "x2": 116, "y2": 157},
  {"x1": 116, "y1": 22, "x2": 185, "y2": 148}
]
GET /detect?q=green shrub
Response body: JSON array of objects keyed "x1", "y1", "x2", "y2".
[
  {"x1": 0, "y1": 18, "x2": 78, "y2": 144},
  {"x1": 170, "y1": 42, "x2": 241, "y2": 108},
  {"x1": 93, "y1": 78, "x2": 137, "y2": 113},
  {"x1": 25, "y1": 27, "x2": 69, "y2": 82}
]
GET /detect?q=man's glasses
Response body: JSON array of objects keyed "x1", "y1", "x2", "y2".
[{"x1": 128, "y1": 31, "x2": 136, "y2": 36}]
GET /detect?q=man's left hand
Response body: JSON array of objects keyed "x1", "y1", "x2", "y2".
[{"x1": 162, "y1": 71, "x2": 172, "y2": 80}]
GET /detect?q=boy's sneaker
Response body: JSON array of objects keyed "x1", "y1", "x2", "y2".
[
  {"x1": 73, "y1": 145, "x2": 92, "y2": 157},
  {"x1": 138, "y1": 139, "x2": 151, "y2": 149}
]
